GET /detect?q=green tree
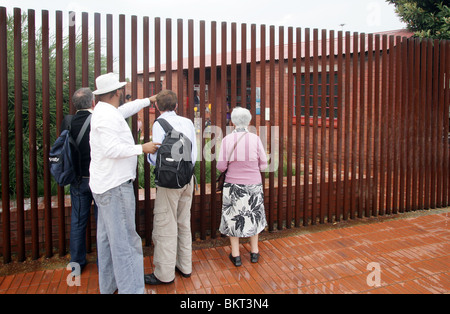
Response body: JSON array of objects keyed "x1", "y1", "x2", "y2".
[
  {"x1": 387, "y1": 0, "x2": 450, "y2": 39},
  {"x1": 0, "y1": 12, "x2": 107, "y2": 199}
]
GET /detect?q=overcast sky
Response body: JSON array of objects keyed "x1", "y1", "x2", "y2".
[
  {"x1": 1, "y1": 0, "x2": 406, "y2": 78},
  {"x1": 2, "y1": 0, "x2": 405, "y2": 33}
]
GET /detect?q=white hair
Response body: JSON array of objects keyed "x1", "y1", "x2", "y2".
[{"x1": 231, "y1": 106, "x2": 252, "y2": 128}]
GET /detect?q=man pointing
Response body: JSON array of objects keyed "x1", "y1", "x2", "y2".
[{"x1": 89, "y1": 73, "x2": 159, "y2": 294}]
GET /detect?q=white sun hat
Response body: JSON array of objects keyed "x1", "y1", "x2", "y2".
[{"x1": 92, "y1": 72, "x2": 127, "y2": 95}]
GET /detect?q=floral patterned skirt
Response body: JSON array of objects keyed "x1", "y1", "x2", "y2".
[{"x1": 219, "y1": 183, "x2": 267, "y2": 238}]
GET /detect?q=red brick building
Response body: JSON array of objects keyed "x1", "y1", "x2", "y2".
[{"x1": 132, "y1": 29, "x2": 413, "y2": 140}]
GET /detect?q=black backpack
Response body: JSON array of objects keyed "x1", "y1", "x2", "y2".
[
  {"x1": 49, "y1": 115, "x2": 91, "y2": 186},
  {"x1": 154, "y1": 118, "x2": 195, "y2": 189}
]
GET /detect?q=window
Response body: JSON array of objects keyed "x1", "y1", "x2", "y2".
[
  {"x1": 227, "y1": 79, "x2": 251, "y2": 109},
  {"x1": 294, "y1": 72, "x2": 338, "y2": 121},
  {"x1": 149, "y1": 81, "x2": 162, "y2": 96}
]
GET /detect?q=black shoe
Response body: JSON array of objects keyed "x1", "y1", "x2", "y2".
[
  {"x1": 229, "y1": 254, "x2": 242, "y2": 267},
  {"x1": 175, "y1": 266, "x2": 191, "y2": 278},
  {"x1": 144, "y1": 273, "x2": 174, "y2": 285},
  {"x1": 250, "y1": 252, "x2": 260, "y2": 263}
]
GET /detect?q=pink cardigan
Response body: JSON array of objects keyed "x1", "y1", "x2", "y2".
[{"x1": 217, "y1": 132, "x2": 268, "y2": 185}]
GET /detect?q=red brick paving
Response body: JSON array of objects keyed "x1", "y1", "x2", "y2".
[{"x1": 0, "y1": 210, "x2": 449, "y2": 294}]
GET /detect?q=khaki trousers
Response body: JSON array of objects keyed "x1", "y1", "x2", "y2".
[{"x1": 152, "y1": 178, "x2": 194, "y2": 282}]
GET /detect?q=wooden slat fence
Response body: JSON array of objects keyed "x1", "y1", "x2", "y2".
[{"x1": 0, "y1": 7, "x2": 449, "y2": 263}]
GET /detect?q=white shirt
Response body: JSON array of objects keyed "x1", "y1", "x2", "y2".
[
  {"x1": 89, "y1": 98, "x2": 150, "y2": 194},
  {"x1": 147, "y1": 111, "x2": 197, "y2": 166}
]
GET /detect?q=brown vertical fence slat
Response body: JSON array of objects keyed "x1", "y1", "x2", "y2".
[
  {"x1": 260, "y1": 24, "x2": 266, "y2": 206},
  {"x1": 426, "y1": 40, "x2": 439, "y2": 209},
  {"x1": 303, "y1": 28, "x2": 311, "y2": 227},
  {"x1": 312, "y1": 28, "x2": 319, "y2": 225},
  {"x1": 350, "y1": 32, "x2": 358, "y2": 220},
  {"x1": 366, "y1": 33, "x2": 374, "y2": 217},
  {"x1": 143, "y1": 16, "x2": 151, "y2": 245},
  {"x1": 414, "y1": 38, "x2": 420, "y2": 211},
  {"x1": 429, "y1": 40, "x2": 437, "y2": 209},
  {"x1": 220, "y1": 21, "x2": 227, "y2": 151},
  {"x1": 131, "y1": 15, "x2": 140, "y2": 231},
  {"x1": 82, "y1": 13, "x2": 89, "y2": 87},
  {"x1": 106, "y1": 14, "x2": 113, "y2": 73},
  {"x1": 155, "y1": 17, "x2": 161, "y2": 109},
  {"x1": 177, "y1": 19, "x2": 184, "y2": 116},
  {"x1": 394, "y1": 36, "x2": 401, "y2": 212},
  {"x1": 399, "y1": 38, "x2": 407, "y2": 213},
  {"x1": 1, "y1": 7, "x2": 11, "y2": 263},
  {"x1": 379, "y1": 35, "x2": 387, "y2": 216},
  {"x1": 277, "y1": 26, "x2": 284, "y2": 230},
  {"x1": 88, "y1": 13, "x2": 99, "y2": 252},
  {"x1": 94, "y1": 13, "x2": 101, "y2": 78},
  {"x1": 219, "y1": 21, "x2": 227, "y2": 234},
  {"x1": 2, "y1": 7, "x2": 450, "y2": 262},
  {"x1": 231, "y1": 23, "x2": 237, "y2": 110},
  {"x1": 405, "y1": 38, "x2": 414, "y2": 212},
  {"x1": 336, "y1": 31, "x2": 343, "y2": 221},
  {"x1": 166, "y1": 18, "x2": 172, "y2": 90},
  {"x1": 250, "y1": 24, "x2": 257, "y2": 126},
  {"x1": 42, "y1": 10, "x2": 53, "y2": 258},
  {"x1": 393, "y1": 36, "x2": 402, "y2": 214},
  {"x1": 241, "y1": 23, "x2": 247, "y2": 111},
  {"x1": 410, "y1": 38, "x2": 417, "y2": 211},
  {"x1": 419, "y1": 39, "x2": 427, "y2": 210},
  {"x1": 153, "y1": 16, "x2": 161, "y2": 238},
  {"x1": 386, "y1": 35, "x2": 394, "y2": 215},
  {"x1": 320, "y1": 29, "x2": 327, "y2": 224},
  {"x1": 439, "y1": 41, "x2": 447, "y2": 206},
  {"x1": 433, "y1": 39, "x2": 441, "y2": 208},
  {"x1": 433, "y1": 38, "x2": 440, "y2": 206},
  {"x1": 251, "y1": 25, "x2": 258, "y2": 213},
  {"x1": 28, "y1": 9, "x2": 39, "y2": 260},
  {"x1": 385, "y1": 35, "x2": 392, "y2": 214},
  {"x1": 268, "y1": 25, "x2": 275, "y2": 231},
  {"x1": 412, "y1": 38, "x2": 420, "y2": 211},
  {"x1": 286, "y1": 26, "x2": 293, "y2": 228},
  {"x1": 210, "y1": 21, "x2": 217, "y2": 238},
  {"x1": 55, "y1": 10, "x2": 65, "y2": 257},
  {"x1": 68, "y1": 12, "x2": 76, "y2": 115},
  {"x1": 424, "y1": 39, "x2": 431, "y2": 209},
  {"x1": 119, "y1": 15, "x2": 125, "y2": 83},
  {"x1": 358, "y1": 33, "x2": 365, "y2": 219},
  {"x1": 14, "y1": 8, "x2": 25, "y2": 262},
  {"x1": 294, "y1": 27, "x2": 302, "y2": 227},
  {"x1": 187, "y1": 19, "x2": 195, "y2": 236},
  {"x1": 343, "y1": 32, "x2": 351, "y2": 220},
  {"x1": 445, "y1": 41, "x2": 449, "y2": 204},
  {"x1": 373, "y1": 34, "x2": 381, "y2": 216},
  {"x1": 418, "y1": 38, "x2": 425, "y2": 210},
  {"x1": 199, "y1": 20, "x2": 206, "y2": 240},
  {"x1": 187, "y1": 19, "x2": 194, "y2": 120},
  {"x1": 328, "y1": 30, "x2": 335, "y2": 223}
]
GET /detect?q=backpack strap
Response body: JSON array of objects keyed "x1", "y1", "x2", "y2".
[
  {"x1": 156, "y1": 118, "x2": 173, "y2": 134},
  {"x1": 72, "y1": 114, "x2": 92, "y2": 181},
  {"x1": 75, "y1": 114, "x2": 92, "y2": 146}
]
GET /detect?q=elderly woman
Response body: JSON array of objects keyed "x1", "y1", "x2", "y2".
[{"x1": 217, "y1": 107, "x2": 268, "y2": 267}]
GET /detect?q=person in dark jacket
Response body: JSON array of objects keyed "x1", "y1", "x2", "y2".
[{"x1": 61, "y1": 87, "x2": 97, "y2": 272}]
